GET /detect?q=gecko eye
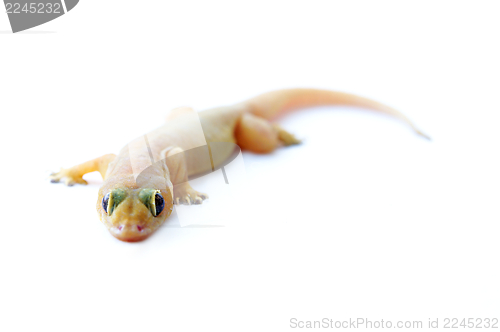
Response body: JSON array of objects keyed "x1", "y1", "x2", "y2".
[
  {"x1": 102, "y1": 193, "x2": 110, "y2": 213},
  {"x1": 155, "y1": 192, "x2": 165, "y2": 216},
  {"x1": 102, "y1": 189, "x2": 127, "y2": 216},
  {"x1": 139, "y1": 189, "x2": 164, "y2": 217}
]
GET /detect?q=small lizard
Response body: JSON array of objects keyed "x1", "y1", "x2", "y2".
[{"x1": 50, "y1": 89, "x2": 428, "y2": 242}]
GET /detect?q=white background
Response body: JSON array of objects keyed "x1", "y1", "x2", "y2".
[{"x1": 1, "y1": 1, "x2": 499, "y2": 331}]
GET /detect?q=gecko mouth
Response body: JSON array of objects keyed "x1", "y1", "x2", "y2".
[{"x1": 110, "y1": 224, "x2": 152, "y2": 242}]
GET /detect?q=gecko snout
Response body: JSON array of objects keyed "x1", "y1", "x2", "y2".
[{"x1": 111, "y1": 223, "x2": 151, "y2": 242}]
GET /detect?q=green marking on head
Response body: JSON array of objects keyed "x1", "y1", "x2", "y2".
[
  {"x1": 139, "y1": 188, "x2": 161, "y2": 217},
  {"x1": 108, "y1": 188, "x2": 127, "y2": 216}
]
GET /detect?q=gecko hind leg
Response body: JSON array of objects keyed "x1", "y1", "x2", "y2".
[
  {"x1": 49, "y1": 154, "x2": 116, "y2": 186},
  {"x1": 273, "y1": 123, "x2": 302, "y2": 146},
  {"x1": 235, "y1": 113, "x2": 301, "y2": 153}
]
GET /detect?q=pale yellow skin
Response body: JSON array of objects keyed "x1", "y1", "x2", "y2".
[{"x1": 50, "y1": 89, "x2": 428, "y2": 242}]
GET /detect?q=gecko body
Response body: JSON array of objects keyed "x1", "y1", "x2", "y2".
[{"x1": 50, "y1": 89, "x2": 428, "y2": 242}]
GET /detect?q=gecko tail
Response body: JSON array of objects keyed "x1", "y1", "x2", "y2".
[
  {"x1": 415, "y1": 129, "x2": 432, "y2": 141},
  {"x1": 241, "y1": 88, "x2": 430, "y2": 139}
]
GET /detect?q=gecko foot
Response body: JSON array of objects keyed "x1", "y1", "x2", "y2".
[
  {"x1": 273, "y1": 124, "x2": 302, "y2": 146},
  {"x1": 173, "y1": 183, "x2": 208, "y2": 205},
  {"x1": 49, "y1": 168, "x2": 88, "y2": 186}
]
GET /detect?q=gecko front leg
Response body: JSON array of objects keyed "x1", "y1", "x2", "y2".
[
  {"x1": 49, "y1": 154, "x2": 116, "y2": 186},
  {"x1": 164, "y1": 147, "x2": 208, "y2": 205}
]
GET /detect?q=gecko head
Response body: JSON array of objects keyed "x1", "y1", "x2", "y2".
[{"x1": 97, "y1": 184, "x2": 174, "y2": 242}]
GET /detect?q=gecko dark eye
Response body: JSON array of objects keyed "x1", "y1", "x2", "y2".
[
  {"x1": 102, "y1": 189, "x2": 127, "y2": 216},
  {"x1": 102, "y1": 193, "x2": 110, "y2": 213},
  {"x1": 139, "y1": 189, "x2": 164, "y2": 217},
  {"x1": 155, "y1": 192, "x2": 165, "y2": 216}
]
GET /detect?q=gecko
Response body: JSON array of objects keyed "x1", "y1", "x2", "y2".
[{"x1": 49, "y1": 89, "x2": 429, "y2": 242}]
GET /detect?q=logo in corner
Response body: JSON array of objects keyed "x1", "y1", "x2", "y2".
[{"x1": 4, "y1": 0, "x2": 79, "y2": 33}]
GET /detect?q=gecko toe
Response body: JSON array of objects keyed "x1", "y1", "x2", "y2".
[
  {"x1": 173, "y1": 185, "x2": 208, "y2": 205},
  {"x1": 49, "y1": 169, "x2": 87, "y2": 186}
]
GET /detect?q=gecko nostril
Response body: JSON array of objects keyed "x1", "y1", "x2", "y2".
[
  {"x1": 118, "y1": 225, "x2": 123, "y2": 231},
  {"x1": 137, "y1": 226, "x2": 143, "y2": 232}
]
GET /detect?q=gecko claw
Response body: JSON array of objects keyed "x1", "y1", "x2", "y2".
[
  {"x1": 49, "y1": 169, "x2": 87, "y2": 186},
  {"x1": 173, "y1": 185, "x2": 208, "y2": 205}
]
